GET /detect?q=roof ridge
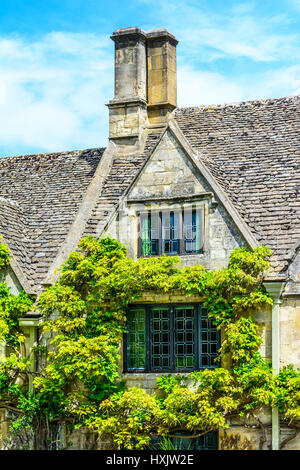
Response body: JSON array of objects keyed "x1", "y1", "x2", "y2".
[
  {"x1": 174, "y1": 93, "x2": 300, "y2": 114},
  {"x1": 0, "y1": 147, "x2": 106, "y2": 161}
]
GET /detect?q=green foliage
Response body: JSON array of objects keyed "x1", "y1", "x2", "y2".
[
  {"x1": 150, "y1": 436, "x2": 192, "y2": 450},
  {"x1": 0, "y1": 235, "x2": 298, "y2": 450},
  {"x1": 219, "y1": 317, "x2": 263, "y2": 365},
  {"x1": 0, "y1": 243, "x2": 35, "y2": 424},
  {"x1": 156, "y1": 374, "x2": 188, "y2": 394},
  {"x1": 272, "y1": 365, "x2": 300, "y2": 422},
  {"x1": 0, "y1": 238, "x2": 11, "y2": 270}
]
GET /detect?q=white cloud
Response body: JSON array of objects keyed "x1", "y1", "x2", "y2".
[
  {"x1": 1, "y1": 11, "x2": 300, "y2": 157},
  {"x1": 178, "y1": 65, "x2": 244, "y2": 107},
  {"x1": 0, "y1": 32, "x2": 114, "y2": 155},
  {"x1": 178, "y1": 63, "x2": 300, "y2": 108},
  {"x1": 147, "y1": 1, "x2": 300, "y2": 62},
  {"x1": 250, "y1": 65, "x2": 300, "y2": 98}
]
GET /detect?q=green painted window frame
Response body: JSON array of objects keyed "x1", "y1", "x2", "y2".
[
  {"x1": 124, "y1": 303, "x2": 220, "y2": 372},
  {"x1": 138, "y1": 207, "x2": 203, "y2": 258}
]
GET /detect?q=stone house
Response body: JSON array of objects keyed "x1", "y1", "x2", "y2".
[{"x1": 0, "y1": 26, "x2": 300, "y2": 450}]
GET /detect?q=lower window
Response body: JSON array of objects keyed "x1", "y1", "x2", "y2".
[
  {"x1": 150, "y1": 431, "x2": 218, "y2": 450},
  {"x1": 125, "y1": 304, "x2": 220, "y2": 372}
]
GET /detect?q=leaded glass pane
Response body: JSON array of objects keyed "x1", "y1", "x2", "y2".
[
  {"x1": 127, "y1": 308, "x2": 146, "y2": 370},
  {"x1": 162, "y1": 211, "x2": 180, "y2": 254},
  {"x1": 126, "y1": 303, "x2": 219, "y2": 373},
  {"x1": 150, "y1": 307, "x2": 171, "y2": 370},
  {"x1": 174, "y1": 306, "x2": 195, "y2": 370},
  {"x1": 199, "y1": 307, "x2": 219, "y2": 368},
  {"x1": 141, "y1": 212, "x2": 159, "y2": 256},
  {"x1": 183, "y1": 208, "x2": 202, "y2": 253}
]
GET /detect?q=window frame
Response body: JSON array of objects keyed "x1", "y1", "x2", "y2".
[
  {"x1": 137, "y1": 207, "x2": 203, "y2": 258},
  {"x1": 124, "y1": 303, "x2": 220, "y2": 373},
  {"x1": 150, "y1": 430, "x2": 218, "y2": 450}
]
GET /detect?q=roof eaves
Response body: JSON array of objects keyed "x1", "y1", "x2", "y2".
[
  {"x1": 286, "y1": 238, "x2": 300, "y2": 263},
  {"x1": 1, "y1": 236, "x2": 35, "y2": 294}
]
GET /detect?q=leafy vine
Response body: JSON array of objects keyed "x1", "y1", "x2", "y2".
[{"x1": 0, "y1": 236, "x2": 299, "y2": 449}]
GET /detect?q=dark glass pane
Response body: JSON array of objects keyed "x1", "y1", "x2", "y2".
[
  {"x1": 195, "y1": 431, "x2": 218, "y2": 450},
  {"x1": 186, "y1": 332, "x2": 193, "y2": 342},
  {"x1": 174, "y1": 306, "x2": 195, "y2": 370},
  {"x1": 178, "y1": 332, "x2": 184, "y2": 342},
  {"x1": 201, "y1": 331, "x2": 208, "y2": 341},
  {"x1": 162, "y1": 211, "x2": 180, "y2": 254},
  {"x1": 211, "y1": 331, "x2": 217, "y2": 341},
  {"x1": 127, "y1": 308, "x2": 146, "y2": 370},
  {"x1": 199, "y1": 307, "x2": 220, "y2": 368},
  {"x1": 150, "y1": 307, "x2": 171, "y2": 370},
  {"x1": 183, "y1": 208, "x2": 202, "y2": 254}
]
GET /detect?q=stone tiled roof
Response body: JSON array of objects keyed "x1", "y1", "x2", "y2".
[
  {"x1": 0, "y1": 149, "x2": 104, "y2": 290},
  {"x1": 174, "y1": 95, "x2": 300, "y2": 278},
  {"x1": 83, "y1": 133, "x2": 161, "y2": 238},
  {"x1": 1, "y1": 95, "x2": 300, "y2": 289},
  {"x1": 0, "y1": 197, "x2": 29, "y2": 276},
  {"x1": 0, "y1": 133, "x2": 161, "y2": 291}
]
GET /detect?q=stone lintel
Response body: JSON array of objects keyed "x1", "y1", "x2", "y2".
[{"x1": 126, "y1": 192, "x2": 213, "y2": 205}]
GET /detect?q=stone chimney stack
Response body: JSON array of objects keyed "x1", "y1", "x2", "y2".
[
  {"x1": 107, "y1": 27, "x2": 178, "y2": 148},
  {"x1": 146, "y1": 29, "x2": 178, "y2": 126},
  {"x1": 107, "y1": 27, "x2": 148, "y2": 148}
]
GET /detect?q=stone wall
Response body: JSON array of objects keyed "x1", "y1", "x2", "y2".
[
  {"x1": 1, "y1": 265, "x2": 23, "y2": 295},
  {"x1": 107, "y1": 130, "x2": 247, "y2": 269},
  {"x1": 219, "y1": 425, "x2": 300, "y2": 450},
  {"x1": 280, "y1": 297, "x2": 300, "y2": 368},
  {"x1": 104, "y1": 127, "x2": 283, "y2": 451}
]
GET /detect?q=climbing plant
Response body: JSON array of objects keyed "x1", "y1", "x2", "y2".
[
  {"x1": 0, "y1": 237, "x2": 11, "y2": 269},
  {"x1": 0, "y1": 241, "x2": 35, "y2": 449},
  {"x1": 0, "y1": 236, "x2": 300, "y2": 450}
]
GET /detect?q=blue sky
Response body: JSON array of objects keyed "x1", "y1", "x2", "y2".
[{"x1": 1, "y1": 0, "x2": 300, "y2": 157}]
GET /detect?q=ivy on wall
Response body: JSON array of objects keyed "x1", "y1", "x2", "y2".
[{"x1": 0, "y1": 236, "x2": 300, "y2": 450}]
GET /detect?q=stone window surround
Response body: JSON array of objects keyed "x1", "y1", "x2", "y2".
[
  {"x1": 126, "y1": 193, "x2": 214, "y2": 259},
  {"x1": 137, "y1": 207, "x2": 203, "y2": 257},
  {"x1": 123, "y1": 302, "x2": 220, "y2": 373}
]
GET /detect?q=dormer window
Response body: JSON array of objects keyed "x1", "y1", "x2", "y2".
[{"x1": 138, "y1": 207, "x2": 203, "y2": 257}]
